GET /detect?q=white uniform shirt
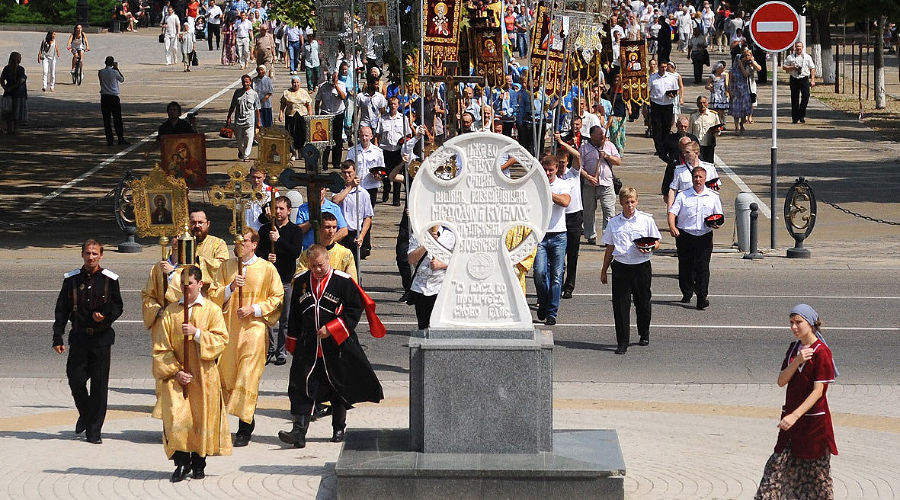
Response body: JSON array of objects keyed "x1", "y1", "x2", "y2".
[
  {"x1": 408, "y1": 229, "x2": 456, "y2": 296},
  {"x1": 648, "y1": 71, "x2": 680, "y2": 105},
  {"x1": 337, "y1": 186, "x2": 375, "y2": 231},
  {"x1": 206, "y1": 6, "x2": 223, "y2": 24},
  {"x1": 601, "y1": 210, "x2": 661, "y2": 265},
  {"x1": 357, "y1": 91, "x2": 387, "y2": 128},
  {"x1": 669, "y1": 187, "x2": 723, "y2": 236},
  {"x1": 579, "y1": 111, "x2": 602, "y2": 138},
  {"x1": 669, "y1": 161, "x2": 719, "y2": 193},
  {"x1": 346, "y1": 143, "x2": 386, "y2": 190},
  {"x1": 559, "y1": 166, "x2": 583, "y2": 214},
  {"x1": 784, "y1": 52, "x2": 815, "y2": 79},
  {"x1": 547, "y1": 177, "x2": 569, "y2": 233},
  {"x1": 376, "y1": 111, "x2": 411, "y2": 151}
]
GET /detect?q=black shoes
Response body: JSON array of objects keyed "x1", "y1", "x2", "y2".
[
  {"x1": 234, "y1": 419, "x2": 255, "y2": 447},
  {"x1": 586, "y1": 237, "x2": 597, "y2": 245},
  {"x1": 536, "y1": 309, "x2": 547, "y2": 321},
  {"x1": 75, "y1": 418, "x2": 86, "y2": 435},
  {"x1": 278, "y1": 415, "x2": 310, "y2": 448},
  {"x1": 638, "y1": 338, "x2": 650, "y2": 346},
  {"x1": 398, "y1": 291, "x2": 410, "y2": 303},
  {"x1": 696, "y1": 298, "x2": 710, "y2": 310},
  {"x1": 171, "y1": 465, "x2": 190, "y2": 483},
  {"x1": 545, "y1": 316, "x2": 557, "y2": 326},
  {"x1": 274, "y1": 357, "x2": 287, "y2": 366},
  {"x1": 192, "y1": 467, "x2": 205, "y2": 480},
  {"x1": 266, "y1": 353, "x2": 276, "y2": 365},
  {"x1": 331, "y1": 427, "x2": 346, "y2": 443},
  {"x1": 614, "y1": 345, "x2": 627, "y2": 355},
  {"x1": 561, "y1": 290, "x2": 573, "y2": 299},
  {"x1": 680, "y1": 294, "x2": 692, "y2": 304},
  {"x1": 86, "y1": 435, "x2": 102, "y2": 444},
  {"x1": 311, "y1": 404, "x2": 332, "y2": 422}
]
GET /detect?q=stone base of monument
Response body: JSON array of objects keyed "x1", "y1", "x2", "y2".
[{"x1": 334, "y1": 329, "x2": 625, "y2": 499}]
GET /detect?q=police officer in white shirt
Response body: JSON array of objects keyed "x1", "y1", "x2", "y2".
[
  {"x1": 376, "y1": 95, "x2": 411, "y2": 206},
  {"x1": 534, "y1": 154, "x2": 571, "y2": 326},
  {"x1": 346, "y1": 126, "x2": 386, "y2": 209},
  {"x1": 647, "y1": 60, "x2": 681, "y2": 157},
  {"x1": 666, "y1": 138, "x2": 718, "y2": 208},
  {"x1": 601, "y1": 187, "x2": 660, "y2": 355},
  {"x1": 667, "y1": 165, "x2": 723, "y2": 311},
  {"x1": 782, "y1": 41, "x2": 816, "y2": 124}
]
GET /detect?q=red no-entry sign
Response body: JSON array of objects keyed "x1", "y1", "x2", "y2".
[{"x1": 749, "y1": 1, "x2": 800, "y2": 53}]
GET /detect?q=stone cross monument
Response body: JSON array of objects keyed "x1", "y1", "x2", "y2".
[{"x1": 408, "y1": 132, "x2": 551, "y2": 335}]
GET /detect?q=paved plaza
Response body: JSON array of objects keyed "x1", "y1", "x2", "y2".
[{"x1": 0, "y1": 29, "x2": 898, "y2": 499}]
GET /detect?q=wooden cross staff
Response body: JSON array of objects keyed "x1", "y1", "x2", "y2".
[
  {"x1": 210, "y1": 165, "x2": 264, "y2": 308},
  {"x1": 279, "y1": 144, "x2": 343, "y2": 247}
]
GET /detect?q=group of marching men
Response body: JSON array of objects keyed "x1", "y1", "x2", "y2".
[{"x1": 53, "y1": 207, "x2": 383, "y2": 483}]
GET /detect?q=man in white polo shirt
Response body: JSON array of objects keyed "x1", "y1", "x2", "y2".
[
  {"x1": 667, "y1": 165, "x2": 723, "y2": 311},
  {"x1": 666, "y1": 138, "x2": 718, "y2": 208},
  {"x1": 647, "y1": 60, "x2": 680, "y2": 157},
  {"x1": 376, "y1": 95, "x2": 411, "y2": 206},
  {"x1": 533, "y1": 154, "x2": 571, "y2": 326},
  {"x1": 782, "y1": 41, "x2": 816, "y2": 124},
  {"x1": 234, "y1": 11, "x2": 253, "y2": 70},
  {"x1": 346, "y1": 126, "x2": 386, "y2": 209}
]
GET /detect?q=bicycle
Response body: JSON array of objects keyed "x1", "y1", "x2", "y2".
[{"x1": 71, "y1": 50, "x2": 87, "y2": 85}]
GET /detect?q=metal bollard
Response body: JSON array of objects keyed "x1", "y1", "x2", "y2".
[
  {"x1": 744, "y1": 203, "x2": 764, "y2": 260},
  {"x1": 734, "y1": 192, "x2": 755, "y2": 252}
]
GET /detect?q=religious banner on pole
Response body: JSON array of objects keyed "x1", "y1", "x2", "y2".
[
  {"x1": 473, "y1": 28, "x2": 504, "y2": 87},
  {"x1": 422, "y1": 0, "x2": 463, "y2": 76},
  {"x1": 619, "y1": 39, "x2": 649, "y2": 104},
  {"x1": 529, "y1": 3, "x2": 565, "y2": 98}
]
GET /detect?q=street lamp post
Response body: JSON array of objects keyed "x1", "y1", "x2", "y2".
[{"x1": 77, "y1": 0, "x2": 90, "y2": 27}]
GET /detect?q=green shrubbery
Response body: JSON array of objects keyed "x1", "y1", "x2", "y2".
[{"x1": 0, "y1": 0, "x2": 120, "y2": 27}]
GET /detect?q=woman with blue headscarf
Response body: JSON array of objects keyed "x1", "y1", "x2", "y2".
[{"x1": 755, "y1": 304, "x2": 838, "y2": 500}]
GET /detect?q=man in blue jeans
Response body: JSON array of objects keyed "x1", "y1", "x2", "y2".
[
  {"x1": 533, "y1": 154, "x2": 570, "y2": 326},
  {"x1": 515, "y1": 6, "x2": 531, "y2": 58},
  {"x1": 286, "y1": 25, "x2": 303, "y2": 75}
]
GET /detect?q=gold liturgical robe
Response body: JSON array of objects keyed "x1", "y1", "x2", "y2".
[
  {"x1": 196, "y1": 235, "x2": 229, "y2": 290},
  {"x1": 151, "y1": 296, "x2": 231, "y2": 459},
  {"x1": 210, "y1": 256, "x2": 283, "y2": 422},
  {"x1": 506, "y1": 226, "x2": 537, "y2": 295},
  {"x1": 295, "y1": 242, "x2": 358, "y2": 282},
  {"x1": 141, "y1": 263, "x2": 184, "y2": 329}
]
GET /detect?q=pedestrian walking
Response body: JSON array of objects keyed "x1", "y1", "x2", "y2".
[
  {"x1": 205, "y1": 0, "x2": 223, "y2": 50},
  {"x1": 755, "y1": 304, "x2": 838, "y2": 500},
  {"x1": 53, "y1": 240, "x2": 124, "y2": 445},
  {"x1": 38, "y1": 31, "x2": 60, "y2": 92},
  {"x1": 783, "y1": 41, "x2": 816, "y2": 124},
  {"x1": 226, "y1": 74, "x2": 261, "y2": 161},
  {"x1": 221, "y1": 13, "x2": 237, "y2": 65},
  {"x1": 162, "y1": 6, "x2": 180, "y2": 65},
  {"x1": 1, "y1": 51, "x2": 27, "y2": 135},
  {"x1": 179, "y1": 22, "x2": 196, "y2": 72}
]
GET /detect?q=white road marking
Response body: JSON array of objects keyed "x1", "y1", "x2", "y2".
[
  {"x1": 714, "y1": 153, "x2": 772, "y2": 219},
  {"x1": 23, "y1": 78, "x2": 243, "y2": 213},
  {"x1": 756, "y1": 21, "x2": 795, "y2": 32},
  {"x1": 5, "y1": 319, "x2": 897, "y2": 331}
]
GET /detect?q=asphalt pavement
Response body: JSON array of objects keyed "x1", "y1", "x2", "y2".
[{"x1": 0, "y1": 31, "x2": 898, "y2": 499}]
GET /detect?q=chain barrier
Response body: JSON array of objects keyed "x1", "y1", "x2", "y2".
[
  {"x1": 0, "y1": 188, "x2": 117, "y2": 230},
  {"x1": 821, "y1": 199, "x2": 900, "y2": 226}
]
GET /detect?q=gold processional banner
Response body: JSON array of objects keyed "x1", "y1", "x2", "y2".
[
  {"x1": 529, "y1": 3, "x2": 565, "y2": 98},
  {"x1": 619, "y1": 40, "x2": 649, "y2": 104},
  {"x1": 474, "y1": 28, "x2": 504, "y2": 87},
  {"x1": 423, "y1": 0, "x2": 463, "y2": 76}
]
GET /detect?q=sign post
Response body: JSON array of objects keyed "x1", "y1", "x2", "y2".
[{"x1": 749, "y1": 1, "x2": 800, "y2": 250}]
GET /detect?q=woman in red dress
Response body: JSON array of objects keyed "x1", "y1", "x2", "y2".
[{"x1": 755, "y1": 304, "x2": 838, "y2": 500}]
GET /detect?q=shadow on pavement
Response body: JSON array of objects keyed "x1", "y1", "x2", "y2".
[{"x1": 44, "y1": 467, "x2": 162, "y2": 479}]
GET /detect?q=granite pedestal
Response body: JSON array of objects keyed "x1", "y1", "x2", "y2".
[{"x1": 334, "y1": 328, "x2": 626, "y2": 498}]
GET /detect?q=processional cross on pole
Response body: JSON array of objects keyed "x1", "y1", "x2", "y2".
[
  {"x1": 278, "y1": 143, "x2": 343, "y2": 246},
  {"x1": 209, "y1": 165, "x2": 264, "y2": 307},
  {"x1": 409, "y1": 132, "x2": 552, "y2": 331}
]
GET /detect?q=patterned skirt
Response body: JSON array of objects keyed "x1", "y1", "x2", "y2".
[
  {"x1": 755, "y1": 448, "x2": 833, "y2": 500},
  {"x1": 608, "y1": 116, "x2": 626, "y2": 154}
]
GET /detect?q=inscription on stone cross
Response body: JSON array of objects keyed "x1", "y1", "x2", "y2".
[{"x1": 409, "y1": 132, "x2": 551, "y2": 331}]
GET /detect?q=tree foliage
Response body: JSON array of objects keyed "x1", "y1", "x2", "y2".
[
  {"x1": 0, "y1": 0, "x2": 120, "y2": 26},
  {"x1": 268, "y1": 0, "x2": 316, "y2": 27}
]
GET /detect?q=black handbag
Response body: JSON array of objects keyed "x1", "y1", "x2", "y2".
[
  {"x1": 158, "y1": 33, "x2": 165, "y2": 43},
  {"x1": 191, "y1": 51, "x2": 199, "y2": 66}
]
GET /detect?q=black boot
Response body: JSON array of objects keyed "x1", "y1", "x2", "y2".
[
  {"x1": 278, "y1": 415, "x2": 310, "y2": 448},
  {"x1": 331, "y1": 403, "x2": 347, "y2": 442},
  {"x1": 234, "y1": 418, "x2": 255, "y2": 447}
]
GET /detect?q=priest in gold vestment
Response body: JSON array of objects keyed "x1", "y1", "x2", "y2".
[
  {"x1": 191, "y1": 209, "x2": 229, "y2": 292},
  {"x1": 210, "y1": 227, "x2": 284, "y2": 447},
  {"x1": 141, "y1": 239, "x2": 184, "y2": 329},
  {"x1": 151, "y1": 265, "x2": 231, "y2": 482}
]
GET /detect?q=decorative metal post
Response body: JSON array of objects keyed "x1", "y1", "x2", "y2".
[
  {"x1": 784, "y1": 177, "x2": 817, "y2": 258},
  {"x1": 114, "y1": 171, "x2": 142, "y2": 253}
]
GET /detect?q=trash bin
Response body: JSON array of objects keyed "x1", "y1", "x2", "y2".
[{"x1": 735, "y1": 192, "x2": 755, "y2": 252}]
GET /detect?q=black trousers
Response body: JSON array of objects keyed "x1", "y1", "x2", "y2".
[
  {"x1": 611, "y1": 260, "x2": 652, "y2": 347},
  {"x1": 396, "y1": 208, "x2": 412, "y2": 291},
  {"x1": 410, "y1": 291, "x2": 437, "y2": 330},
  {"x1": 100, "y1": 94, "x2": 124, "y2": 143},
  {"x1": 207, "y1": 23, "x2": 221, "y2": 50},
  {"x1": 562, "y1": 210, "x2": 583, "y2": 293},
  {"x1": 649, "y1": 102, "x2": 673, "y2": 156},
  {"x1": 285, "y1": 113, "x2": 306, "y2": 153},
  {"x1": 692, "y1": 60, "x2": 705, "y2": 84},
  {"x1": 518, "y1": 121, "x2": 546, "y2": 157},
  {"x1": 501, "y1": 120, "x2": 514, "y2": 137},
  {"x1": 341, "y1": 230, "x2": 370, "y2": 264},
  {"x1": 288, "y1": 360, "x2": 347, "y2": 430},
  {"x1": 789, "y1": 76, "x2": 811, "y2": 122},
  {"x1": 675, "y1": 230, "x2": 713, "y2": 300},
  {"x1": 699, "y1": 145, "x2": 715, "y2": 163},
  {"x1": 172, "y1": 451, "x2": 206, "y2": 469},
  {"x1": 66, "y1": 342, "x2": 111, "y2": 439},
  {"x1": 324, "y1": 112, "x2": 345, "y2": 169},
  {"x1": 382, "y1": 149, "x2": 403, "y2": 204}
]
